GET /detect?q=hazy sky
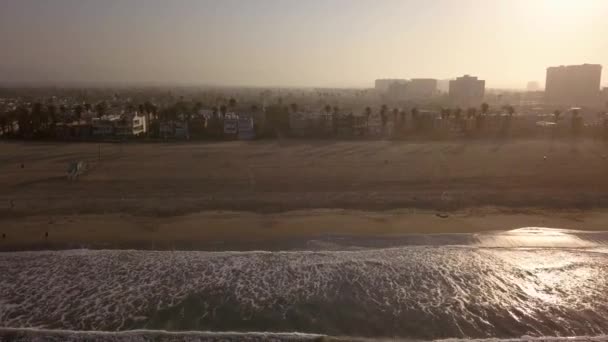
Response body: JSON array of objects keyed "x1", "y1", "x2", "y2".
[{"x1": 1, "y1": 0, "x2": 606, "y2": 88}]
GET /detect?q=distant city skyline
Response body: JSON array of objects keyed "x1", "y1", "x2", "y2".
[{"x1": 1, "y1": 0, "x2": 607, "y2": 89}]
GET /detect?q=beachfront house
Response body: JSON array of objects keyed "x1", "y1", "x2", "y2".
[
  {"x1": 160, "y1": 120, "x2": 190, "y2": 139},
  {"x1": 91, "y1": 112, "x2": 147, "y2": 137},
  {"x1": 91, "y1": 115, "x2": 120, "y2": 136},
  {"x1": 55, "y1": 120, "x2": 91, "y2": 139},
  {"x1": 115, "y1": 113, "x2": 147, "y2": 136}
]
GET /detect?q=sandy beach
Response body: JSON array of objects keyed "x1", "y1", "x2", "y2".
[{"x1": 2, "y1": 139, "x2": 608, "y2": 250}]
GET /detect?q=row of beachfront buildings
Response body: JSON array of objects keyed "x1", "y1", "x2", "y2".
[
  {"x1": 54, "y1": 112, "x2": 190, "y2": 139},
  {"x1": 50, "y1": 107, "x2": 608, "y2": 141},
  {"x1": 1, "y1": 93, "x2": 606, "y2": 140}
]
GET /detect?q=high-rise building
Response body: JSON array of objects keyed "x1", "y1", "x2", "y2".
[
  {"x1": 449, "y1": 75, "x2": 485, "y2": 107},
  {"x1": 387, "y1": 82, "x2": 408, "y2": 101},
  {"x1": 545, "y1": 64, "x2": 602, "y2": 106},
  {"x1": 381, "y1": 78, "x2": 438, "y2": 100},
  {"x1": 526, "y1": 81, "x2": 541, "y2": 91},
  {"x1": 375, "y1": 79, "x2": 407, "y2": 93},
  {"x1": 407, "y1": 79, "x2": 438, "y2": 99},
  {"x1": 437, "y1": 79, "x2": 451, "y2": 93}
]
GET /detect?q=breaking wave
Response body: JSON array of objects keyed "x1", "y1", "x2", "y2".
[
  {"x1": 2, "y1": 328, "x2": 608, "y2": 342},
  {"x1": 2, "y1": 228, "x2": 608, "y2": 340}
]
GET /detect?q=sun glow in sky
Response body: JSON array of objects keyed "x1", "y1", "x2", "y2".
[
  {"x1": 0, "y1": 0, "x2": 606, "y2": 88},
  {"x1": 529, "y1": 0, "x2": 602, "y2": 28},
  {"x1": 540, "y1": 0, "x2": 596, "y2": 16}
]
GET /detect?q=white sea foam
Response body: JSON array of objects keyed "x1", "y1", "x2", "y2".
[
  {"x1": 1, "y1": 242, "x2": 608, "y2": 338},
  {"x1": 1, "y1": 327, "x2": 608, "y2": 342},
  {"x1": 473, "y1": 227, "x2": 605, "y2": 248},
  {"x1": 0, "y1": 327, "x2": 325, "y2": 341}
]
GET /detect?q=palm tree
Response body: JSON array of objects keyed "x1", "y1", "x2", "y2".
[
  {"x1": 174, "y1": 99, "x2": 190, "y2": 121},
  {"x1": 229, "y1": 98, "x2": 237, "y2": 110},
  {"x1": 74, "y1": 105, "x2": 84, "y2": 121},
  {"x1": 553, "y1": 109, "x2": 561, "y2": 122},
  {"x1": 466, "y1": 107, "x2": 477, "y2": 119},
  {"x1": 0, "y1": 111, "x2": 7, "y2": 135},
  {"x1": 170, "y1": 105, "x2": 180, "y2": 121},
  {"x1": 0, "y1": 111, "x2": 8, "y2": 135},
  {"x1": 219, "y1": 105, "x2": 227, "y2": 118},
  {"x1": 6, "y1": 109, "x2": 17, "y2": 134},
  {"x1": 143, "y1": 101, "x2": 156, "y2": 119},
  {"x1": 250, "y1": 105, "x2": 259, "y2": 120},
  {"x1": 184, "y1": 103, "x2": 194, "y2": 122},
  {"x1": 47, "y1": 104, "x2": 57, "y2": 131},
  {"x1": 207, "y1": 106, "x2": 220, "y2": 136},
  {"x1": 194, "y1": 101, "x2": 203, "y2": 115},
  {"x1": 364, "y1": 106, "x2": 372, "y2": 123},
  {"x1": 400, "y1": 109, "x2": 407, "y2": 124},
  {"x1": 572, "y1": 108, "x2": 580, "y2": 117},
  {"x1": 151, "y1": 103, "x2": 158, "y2": 120},
  {"x1": 330, "y1": 106, "x2": 339, "y2": 135},
  {"x1": 411, "y1": 107, "x2": 419, "y2": 117},
  {"x1": 571, "y1": 108, "x2": 582, "y2": 136},
  {"x1": 95, "y1": 102, "x2": 107, "y2": 118},
  {"x1": 476, "y1": 104, "x2": 487, "y2": 131},
  {"x1": 324, "y1": 105, "x2": 332, "y2": 116},
  {"x1": 333, "y1": 106, "x2": 339, "y2": 116},
  {"x1": 481, "y1": 102, "x2": 490, "y2": 116},
  {"x1": 290, "y1": 103, "x2": 298, "y2": 113},
  {"x1": 380, "y1": 104, "x2": 388, "y2": 127},
  {"x1": 31, "y1": 102, "x2": 43, "y2": 133},
  {"x1": 17, "y1": 106, "x2": 32, "y2": 137},
  {"x1": 249, "y1": 104, "x2": 261, "y2": 134},
  {"x1": 454, "y1": 107, "x2": 462, "y2": 120},
  {"x1": 504, "y1": 105, "x2": 515, "y2": 116},
  {"x1": 410, "y1": 107, "x2": 419, "y2": 131}
]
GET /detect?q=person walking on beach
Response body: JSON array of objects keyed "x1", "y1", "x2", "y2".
[
  {"x1": 571, "y1": 109, "x2": 582, "y2": 138},
  {"x1": 380, "y1": 105, "x2": 388, "y2": 135},
  {"x1": 603, "y1": 113, "x2": 608, "y2": 140}
]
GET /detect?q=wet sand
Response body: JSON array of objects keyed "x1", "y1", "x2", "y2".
[
  {"x1": 1, "y1": 140, "x2": 608, "y2": 250},
  {"x1": 2, "y1": 208, "x2": 608, "y2": 251}
]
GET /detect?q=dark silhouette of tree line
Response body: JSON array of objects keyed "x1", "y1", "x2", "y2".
[{"x1": 1, "y1": 96, "x2": 606, "y2": 141}]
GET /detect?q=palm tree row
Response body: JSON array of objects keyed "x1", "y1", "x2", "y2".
[{"x1": 0, "y1": 99, "x2": 164, "y2": 137}]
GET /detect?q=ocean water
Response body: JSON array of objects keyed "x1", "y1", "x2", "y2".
[{"x1": 1, "y1": 228, "x2": 608, "y2": 341}]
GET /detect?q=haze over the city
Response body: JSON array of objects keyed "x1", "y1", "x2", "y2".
[{"x1": 1, "y1": 0, "x2": 606, "y2": 89}]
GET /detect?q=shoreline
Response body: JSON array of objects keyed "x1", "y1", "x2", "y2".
[{"x1": 2, "y1": 207, "x2": 607, "y2": 252}]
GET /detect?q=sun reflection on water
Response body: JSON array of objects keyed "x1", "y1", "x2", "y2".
[
  {"x1": 476, "y1": 227, "x2": 596, "y2": 248},
  {"x1": 486, "y1": 227, "x2": 602, "y2": 308}
]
